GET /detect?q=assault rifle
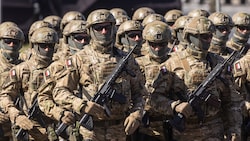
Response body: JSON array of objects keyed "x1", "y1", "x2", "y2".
[
  {"x1": 55, "y1": 45, "x2": 137, "y2": 136},
  {"x1": 170, "y1": 50, "x2": 239, "y2": 132},
  {"x1": 15, "y1": 99, "x2": 40, "y2": 140}
]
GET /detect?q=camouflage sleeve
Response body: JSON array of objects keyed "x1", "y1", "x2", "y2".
[
  {"x1": 127, "y1": 57, "x2": 146, "y2": 118},
  {"x1": 150, "y1": 61, "x2": 176, "y2": 116},
  {"x1": 0, "y1": 68, "x2": 22, "y2": 123},
  {"x1": 219, "y1": 65, "x2": 242, "y2": 140},
  {"x1": 52, "y1": 54, "x2": 89, "y2": 115},
  {"x1": 38, "y1": 61, "x2": 65, "y2": 121}
]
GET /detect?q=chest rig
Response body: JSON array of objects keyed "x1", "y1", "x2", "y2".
[
  {"x1": 21, "y1": 62, "x2": 45, "y2": 107},
  {"x1": 87, "y1": 49, "x2": 131, "y2": 116},
  {"x1": 177, "y1": 52, "x2": 212, "y2": 92},
  {"x1": 142, "y1": 57, "x2": 160, "y2": 93}
]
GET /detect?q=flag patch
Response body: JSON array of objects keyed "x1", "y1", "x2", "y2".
[{"x1": 235, "y1": 62, "x2": 242, "y2": 71}]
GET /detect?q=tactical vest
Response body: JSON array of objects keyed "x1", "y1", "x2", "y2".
[{"x1": 84, "y1": 47, "x2": 131, "y2": 117}]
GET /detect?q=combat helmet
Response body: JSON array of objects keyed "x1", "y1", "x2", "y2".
[
  {"x1": 116, "y1": 20, "x2": 143, "y2": 46},
  {"x1": 143, "y1": 21, "x2": 171, "y2": 57},
  {"x1": 60, "y1": 11, "x2": 86, "y2": 31},
  {"x1": 164, "y1": 9, "x2": 183, "y2": 26},
  {"x1": 30, "y1": 27, "x2": 58, "y2": 44},
  {"x1": 28, "y1": 20, "x2": 52, "y2": 40},
  {"x1": 110, "y1": 8, "x2": 128, "y2": 19},
  {"x1": 188, "y1": 9, "x2": 210, "y2": 18},
  {"x1": 132, "y1": 7, "x2": 155, "y2": 22},
  {"x1": 142, "y1": 13, "x2": 166, "y2": 27}
]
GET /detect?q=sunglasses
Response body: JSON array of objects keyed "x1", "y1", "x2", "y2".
[
  {"x1": 237, "y1": 26, "x2": 250, "y2": 31},
  {"x1": 73, "y1": 34, "x2": 90, "y2": 41},
  {"x1": 216, "y1": 25, "x2": 231, "y2": 32},
  {"x1": 126, "y1": 31, "x2": 142, "y2": 38},
  {"x1": 93, "y1": 23, "x2": 112, "y2": 31},
  {"x1": 167, "y1": 22, "x2": 175, "y2": 27},
  {"x1": 200, "y1": 34, "x2": 213, "y2": 41},
  {"x1": 148, "y1": 41, "x2": 167, "y2": 48},
  {"x1": 3, "y1": 38, "x2": 20, "y2": 45},
  {"x1": 37, "y1": 43, "x2": 55, "y2": 49}
]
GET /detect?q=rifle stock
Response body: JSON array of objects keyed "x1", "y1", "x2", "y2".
[{"x1": 55, "y1": 45, "x2": 137, "y2": 136}]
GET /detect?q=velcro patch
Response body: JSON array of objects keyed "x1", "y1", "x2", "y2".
[
  {"x1": 66, "y1": 58, "x2": 72, "y2": 68},
  {"x1": 9, "y1": 69, "x2": 17, "y2": 79},
  {"x1": 235, "y1": 62, "x2": 242, "y2": 71},
  {"x1": 44, "y1": 69, "x2": 51, "y2": 80}
]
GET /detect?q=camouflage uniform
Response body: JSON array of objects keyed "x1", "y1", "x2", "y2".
[
  {"x1": 230, "y1": 12, "x2": 250, "y2": 141},
  {"x1": 153, "y1": 16, "x2": 233, "y2": 141},
  {"x1": 38, "y1": 19, "x2": 90, "y2": 141},
  {"x1": 233, "y1": 49, "x2": 250, "y2": 141},
  {"x1": 0, "y1": 27, "x2": 58, "y2": 141},
  {"x1": 208, "y1": 12, "x2": 242, "y2": 141},
  {"x1": 135, "y1": 21, "x2": 171, "y2": 141},
  {"x1": 52, "y1": 9, "x2": 145, "y2": 141},
  {"x1": 0, "y1": 23, "x2": 24, "y2": 140}
]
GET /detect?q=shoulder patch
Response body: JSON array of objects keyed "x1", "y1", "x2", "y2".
[
  {"x1": 65, "y1": 58, "x2": 73, "y2": 68},
  {"x1": 44, "y1": 69, "x2": 51, "y2": 80},
  {"x1": 234, "y1": 62, "x2": 242, "y2": 71},
  {"x1": 10, "y1": 69, "x2": 17, "y2": 79}
]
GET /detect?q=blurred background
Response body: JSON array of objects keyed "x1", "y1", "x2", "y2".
[{"x1": 0, "y1": 0, "x2": 249, "y2": 40}]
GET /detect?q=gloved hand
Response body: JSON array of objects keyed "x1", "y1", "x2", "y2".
[
  {"x1": 83, "y1": 101, "x2": 106, "y2": 119},
  {"x1": 175, "y1": 102, "x2": 193, "y2": 118},
  {"x1": 15, "y1": 115, "x2": 34, "y2": 130},
  {"x1": 61, "y1": 111, "x2": 75, "y2": 125},
  {"x1": 124, "y1": 111, "x2": 141, "y2": 135},
  {"x1": 0, "y1": 112, "x2": 9, "y2": 123}
]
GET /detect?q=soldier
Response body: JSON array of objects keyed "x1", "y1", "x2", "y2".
[
  {"x1": 135, "y1": 20, "x2": 172, "y2": 141},
  {"x1": 115, "y1": 20, "x2": 144, "y2": 57},
  {"x1": 171, "y1": 15, "x2": 192, "y2": 52},
  {"x1": 38, "y1": 19, "x2": 90, "y2": 141},
  {"x1": 50, "y1": 9, "x2": 145, "y2": 141},
  {"x1": 230, "y1": 12, "x2": 250, "y2": 141},
  {"x1": 53, "y1": 19, "x2": 90, "y2": 61},
  {"x1": 153, "y1": 16, "x2": 234, "y2": 140},
  {"x1": 0, "y1": 23, "x2": 24, "y2": 141},
  {"x1": 19, "y1": 20, "x2": 53, "y2": 61},
  {"x1": 57, "y1": 11, "x2": 86, "y2": 53},
  {"x1": 208, "y1": 12, "x2": 234, "y2": 55},
  {"x1": 132, "y1": 7, "x2": 155, "y2": 23},
  {"x1": 0, "y1": 27, "x2": 58, "y2": 141},
  {"x1": 226, "y1": 12, "x2": 250, "y2": 54},
  {"x1": 233, "y1": 44, "x2": 250, "y2": 141},
  {"x1": 209, "y1": 12, "x2": 242, "y2": 141},
  {"x1": 163, "y1": 10, "x2": 183, "y2": 52}
]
